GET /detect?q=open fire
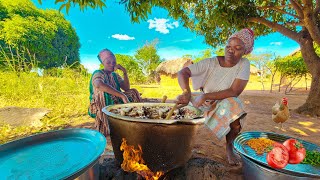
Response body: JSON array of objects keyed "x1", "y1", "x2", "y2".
[{"x1": 120, "y1": 138, "x2": 164, "y2": 180}]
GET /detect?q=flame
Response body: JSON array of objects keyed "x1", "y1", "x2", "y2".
[{"x1": 120, "y1": 138, "x2": 164, "y2": 180}]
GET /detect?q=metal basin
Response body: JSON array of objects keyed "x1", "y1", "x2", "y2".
[
  {"x1": 241, "y1": 154, "x2": 318, "y2": 180},
  {"x1": 233, "y1": 131, "x2": 320, "y2": 178},
  {"x1": 102, "y1": 103, "x2": 205, "y2": 172},
  {"x1": 0, "y1": 128, "x2": 106, "y2": 180}
]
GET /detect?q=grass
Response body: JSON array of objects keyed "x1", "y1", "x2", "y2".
[
  {"x1": 0, "y1": 70, "x2": 93, "y2": 143},
  {"x1": 0, "y1": 71, "x2": 311, "y2": 144}
]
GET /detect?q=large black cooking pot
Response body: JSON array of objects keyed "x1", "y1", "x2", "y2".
[{"x1": 102, "y1": 103, "x2": 205, "y2": 172}]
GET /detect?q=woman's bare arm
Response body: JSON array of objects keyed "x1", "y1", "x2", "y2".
[
  {"x1": 191, "y1": 78, "x2": 248, "y2": 107},
  {"x1": 176, "y1": 67, "x2": 192, "y2": 104},
  {"x1": 120, "y1": 72, "x2": 130, "y2": 91},
  {"x1": 93, "y1": 79, "x2": 129, "y2": 103}
]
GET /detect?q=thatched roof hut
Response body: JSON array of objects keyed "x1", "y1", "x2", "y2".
[
  {"x1": 289, "y1": 48, "x2": 301, "y2": 56},
  {"x1": 156, "y1": 57, "x2": 193, "y2": 77},
  {"x1": 250, "y1": 65, "x2": 260, "y2": 74}
]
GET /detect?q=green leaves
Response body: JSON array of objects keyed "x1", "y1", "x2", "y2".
[
  {"x1": 0, "y1": 0, "x2": 80, "y2": 69},
  {"x1": 273, "y1": 53, "x2": 309, "y2": 77},
  {"x1": 133, "y1": 40, "x2": 161, "y2": 83},
  {"x1": 115, "y1": 54, "x2": 145, "y2": 84},
  {"x1": 37, "y1": 0, "x2": 107, "y2": 14}
]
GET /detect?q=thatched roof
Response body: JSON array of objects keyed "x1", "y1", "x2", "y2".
[
  {"x1": 289, "y1": 48, "x2": 301, "y2": 56},
  {"x1": 156, "y1": 57, "x2": 193, "y2": 76},
  {"x1": 250, "y1": 65, "x2": 259, "y2": 74}
]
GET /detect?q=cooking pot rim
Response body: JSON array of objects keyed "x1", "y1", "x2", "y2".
[{"x1": 102, "y1": 102, "x2": 205, "y2": 125}]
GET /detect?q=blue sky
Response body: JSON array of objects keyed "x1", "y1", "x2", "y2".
[{"x1": 33, "y1": 1, "x2": 299, "y2": 72}]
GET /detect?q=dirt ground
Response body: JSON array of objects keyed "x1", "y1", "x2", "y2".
[{"x1": 78, "y1": 90, "x2": 320, "y2": 179}]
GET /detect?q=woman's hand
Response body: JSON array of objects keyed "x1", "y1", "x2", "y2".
[
  {"x1": 192, "y1": 94, "x2": 207, "y2": 108},
  {"x1": 120, "y1": 94, "x2": 130, "y2": 103},
  {"x1": 115, "y1": 64, "x2": 127, "y2": 74},
  {"x1": 175, "y1": 91, "x2": 191, "y2": 107}
]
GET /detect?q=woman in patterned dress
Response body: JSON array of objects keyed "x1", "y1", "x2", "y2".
[{"x1": 88, "y1": 49, "x2": 142, "y2": 137}]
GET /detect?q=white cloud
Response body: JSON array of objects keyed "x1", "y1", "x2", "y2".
[
  {"x1": 270, "y1": 42, "x2": 282, "y2": 46},
  {"x1": 174, "y1": 39, "x2": 193, "y2": 43},
  {"x1": 147, "y1": 18, "x2": 179, "y2": 34},
  {"x1": 111, "y1": 34, "x2": 135, "y2": 40}
]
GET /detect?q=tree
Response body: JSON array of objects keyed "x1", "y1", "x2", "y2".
[
  {"x1": 37, "y1": 0, "x2": 320, "y2": 115},
  {"x1": 247, "y1": 53, "x2": 273, "y2": 91},
  {"x1": 193, "y1": 48, "x2": 214, "y2": 63},
  {"x1": 134, "y1": 40, "x2": 161, "y2": 79},
  {"x1": 115, "y1": 54, "x2": 146, "y2": 84},
  {"x1": 267, "y1": 56, "x2": 281, "y2": 93},
  {"x1": 274, "y1": 51, "x2": 310, "y2": 94},
  {"x1": 215, "y1": 47, "x2": 225, "y2": 56},
  {"x1": 0, "y1": 0, "x2": 80, "y2": 69}
]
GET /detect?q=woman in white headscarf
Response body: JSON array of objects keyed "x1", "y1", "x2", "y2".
[{"x1": 176, "y1": 28, "x2": 254, "y2": 165}]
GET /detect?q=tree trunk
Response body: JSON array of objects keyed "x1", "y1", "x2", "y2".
[
  {"x1": 269, "y1": 67, "x2": 277, "y2": 93},
  {"x1": 305, "y1": 74, "x2": 308, "y2": 90},
  {"x1": 295, "y1": 34, "x2": 320, "y2": 116},
  {"x1": 278, "y1": 73, "x2": 284, "y2": 92}
]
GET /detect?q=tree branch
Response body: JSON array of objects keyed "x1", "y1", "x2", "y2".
[
  {"x1": 290, "y1": 0, "x2": 304, "y2": 18},
  {"x1": 286, "y1": 21, "x2": 304, "y2": 26},
  {"x1": 248, "y1": 17, "x2": 300, "y2": 42},
  {"x1": 258, "y1": 6, "x2": 301, "y2": 19}
]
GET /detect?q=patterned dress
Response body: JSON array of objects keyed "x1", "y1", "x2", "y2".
[{"x1": 88, "y1": 70, "x2": 141, "y2": 136}]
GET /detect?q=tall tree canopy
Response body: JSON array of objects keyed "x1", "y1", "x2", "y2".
[
  {"x1": 40, "y1": 0, "x2": 320, "y2": 116},
  {"x1": 0, "y1": 0, "x2": 80, "y2": 69},
  {"x1": 134, "y1": 40, "x2": 161, "y2": 78},
  {"x1": 115, "y1": 54, "x2": 145, "y2": 84}
]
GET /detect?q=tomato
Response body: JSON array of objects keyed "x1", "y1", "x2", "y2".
[
  {"x1": 283, "y1": 139, "x2": 306, "y2": 164},
  {"x1": 267, "y1": 142, "x2": 289, "y2": 169}
]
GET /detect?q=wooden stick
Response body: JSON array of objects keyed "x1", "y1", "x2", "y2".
[
  {"x1": 165, "y1": 103, "x2": 178, "y2": 120},
  {"x1": 161, "y1": 95, "x2": 167, "y2": 103},
  {"x1": 165, "y1": 89, "x2": 188, "y2": 120}
]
